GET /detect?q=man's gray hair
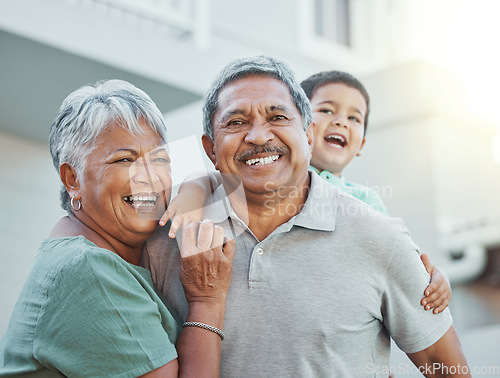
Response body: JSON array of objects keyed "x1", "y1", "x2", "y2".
[
  {"x1": 49, "y1": 79, "x2": 168, "y2": 213},
  {"x1": 202, "y1": 55, "x2": 313, "y2": 139}
]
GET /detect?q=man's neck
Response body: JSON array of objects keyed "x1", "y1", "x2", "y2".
[{"x1": 228, "y1": 174, "x2": 311, "y2": 241}]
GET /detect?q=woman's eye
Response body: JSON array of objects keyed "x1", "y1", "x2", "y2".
[
  {"x1": 153, "y1": 158, "x2": 170, "y2": 163},
  {"x1": 115, "y1": 157, "x2": 133, "y2": 163}
]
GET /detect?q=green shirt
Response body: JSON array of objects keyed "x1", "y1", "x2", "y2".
[
  {"x1": 310, "y1": 166, "x2": 389, "y2": 215},
  {"x1": 0, "y1": 236, "x2": 180, "y2": 377}
]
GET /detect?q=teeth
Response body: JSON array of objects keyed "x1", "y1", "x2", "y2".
[
  {"x1": 326, "y1": 135, "x2": 346, "y2": 143},
  {"x1": 124, "y1": 195, "x2": 158, "y2": 203},
  {"x1": 245, "y1": 155, "x2": 280, "y2": 166}
]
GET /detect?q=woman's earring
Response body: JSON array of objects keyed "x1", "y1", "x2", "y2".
[{"x1": 71, "y1": 196, "x2": 81, "y2": 211}]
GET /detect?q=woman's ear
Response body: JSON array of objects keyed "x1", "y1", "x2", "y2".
[{"x1": 60, "y1": 163, "x2": 80, "y2": 199}]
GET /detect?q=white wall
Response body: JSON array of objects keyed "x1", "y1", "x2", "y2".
[
  {"x1": 346, "y1": 61, "x2": 500, "y2": 278},
  {"x1": 345, "y1": 118, "x2": 440, "y2": 253},
  {"x1": 163, "y1": 100, "x2": 217, "y2": 191},
  {"x1": 212, "y1": 0, "x2": 297, "y2": 47},
  {"x1": 431, "y1": 120, "x2": 500, "y2": 231},
  {"x1": 0, "y1": 131, "x2": 64, "y2": 337}
]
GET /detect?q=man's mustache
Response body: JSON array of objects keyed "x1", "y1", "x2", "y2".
[{"x1": 234, "y1": 144, "x2": 290, "y2": 161}]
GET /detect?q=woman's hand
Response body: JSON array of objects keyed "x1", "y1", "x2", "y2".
[{"x1": 179, "y1": 220, "x2": 235, "y2": 304}]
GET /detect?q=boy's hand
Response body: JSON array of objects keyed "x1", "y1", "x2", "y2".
[
  {"x1": 160, "y1": 172, "x2": 221, "y2": 238},
  {"x1": 159, "y1": 184, "x2": 206, "y2": 238},
  {"x1": 420, "y1": 253, "x2": 452, "y2": 314}
]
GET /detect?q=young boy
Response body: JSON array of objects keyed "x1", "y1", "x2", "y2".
[
  {"x1": 301, "y1": 71, "x2": 451, "y2": 313},
  {"x1": 301, "y1": 70, "x2": 388, "y2": 213}
]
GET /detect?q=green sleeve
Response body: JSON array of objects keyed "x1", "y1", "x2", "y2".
[{"x1": 34, "y1": 248, "x2": 178, "y2": 378}]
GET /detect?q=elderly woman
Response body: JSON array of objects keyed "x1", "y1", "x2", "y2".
[{"x1": 0, "y1": 80, "x2": 234, "y2": 377}]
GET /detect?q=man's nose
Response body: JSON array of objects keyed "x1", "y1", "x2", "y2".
[{"x1": 244, "y1": 121, "x2": 274, "y2": 145}]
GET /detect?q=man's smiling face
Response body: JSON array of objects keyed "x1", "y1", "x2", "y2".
[{"x1": 203, "y1": 75, "x2": 313, "y2": 197}]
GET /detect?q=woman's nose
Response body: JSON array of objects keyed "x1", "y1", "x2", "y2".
[{"x1": 130, "y1": 158, "x2": 159, "y2": 185}]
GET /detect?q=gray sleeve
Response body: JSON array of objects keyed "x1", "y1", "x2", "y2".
[
  {"x1": 381, "y1": 228, "x2": 453, "y2": 353},
  {"x1": 142, "y1": 224, "x2": 180, "y2": 291}
]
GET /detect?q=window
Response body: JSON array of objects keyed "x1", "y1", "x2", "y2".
[
  {"x1": 314, "y1": 0, "x2": 351, "y2": 47},
  {"x1": 296, "y1": 0, "x2": 388, "y2": 70}
]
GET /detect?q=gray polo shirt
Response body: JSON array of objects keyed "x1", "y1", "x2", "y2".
[{"x1": 144, "y1": 172, "x2": 453, "y2": 377}]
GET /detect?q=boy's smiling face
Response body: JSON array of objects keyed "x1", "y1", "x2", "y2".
[{"x1": 308, "y1": 83, "x2": 367, "y2": 177}]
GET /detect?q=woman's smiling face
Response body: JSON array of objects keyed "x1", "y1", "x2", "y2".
[{"x1": 76, "y1": 119, "x2": 172, "y2": 242}]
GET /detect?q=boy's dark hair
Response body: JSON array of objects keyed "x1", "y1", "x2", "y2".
[{"x1": 300, "y1": 71, "x2": 370, "y2": 135}]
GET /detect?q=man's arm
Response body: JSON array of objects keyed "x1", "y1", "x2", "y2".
[
  {"x1": 381, "y1": 223, "x2": 468, "y2": 377},
  {"x1": 407, "y1": 325, "x2": 470, "y2": 377}
]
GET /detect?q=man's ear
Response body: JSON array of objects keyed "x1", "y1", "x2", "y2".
[
  {"x1": 202, "y1": 134, "x2": 219, "y2": 171},
  {"x1": 356, "y1": 137, "x2": 366, "y2": 156},
  {"x1": 306, "y1": 122, "x2": 316, "y2": 152},
  {"x1": 60, "y1": 163, "x2": 80, "y2": 199}
]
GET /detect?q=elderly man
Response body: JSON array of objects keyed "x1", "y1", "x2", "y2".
[{"x1": 145, "y1": 56, "x2": 469, "y2": 377}]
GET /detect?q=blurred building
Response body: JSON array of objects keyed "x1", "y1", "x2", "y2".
[{"x1": 1, "y1": 0, "x2": 500, "y2": 375}]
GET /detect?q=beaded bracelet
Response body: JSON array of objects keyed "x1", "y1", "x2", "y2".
[{"x1": 183, "y1": 321, "x2": 225, "y2": 341}]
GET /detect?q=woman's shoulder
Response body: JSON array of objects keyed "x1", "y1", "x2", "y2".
[
  {"x1": 29, "y1": 238, "x2": 179, "y2": 377},
  {"x1": 41, "y1": 235, "x2": 115, "y2": 266},
  {"x1": 39, "y1": 236, "x2": 143, "y2": 287},
  {"x1": 35, "y1": 236, "x2": 159, "y2": 322}
]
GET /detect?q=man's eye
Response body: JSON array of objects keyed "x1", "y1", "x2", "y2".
[
  {"x1": 271, "y1": 115, "x2": 288, "y2": 121},
  {"x1": 227, "y1": 120, "x2": 244, "y2": 126}
]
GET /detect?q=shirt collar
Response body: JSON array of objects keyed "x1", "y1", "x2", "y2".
[
  {"x1": 293, "y1": 171, "x2": 337, "y2": 232},
  {"x1": 203, "y1": 184, "x2": 242, "y2": 224},
  {"x1": 308, "y1": 166, "x2": 345, "y2": 186},
  {"x1": 205, "y1": 172, "x2": 338, "y2": 233}
]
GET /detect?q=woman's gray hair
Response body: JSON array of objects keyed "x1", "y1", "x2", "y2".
[
  {"x1": 49, "y1": 79, "x2": 168, "y2": 213},
  {"x1": 202, "y1": 55, "x2": 313, "y2": 139}
]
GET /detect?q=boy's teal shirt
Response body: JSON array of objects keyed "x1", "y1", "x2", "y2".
[{"x1": 310, "y1": 166, "x2": 389, "y2": 215}]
